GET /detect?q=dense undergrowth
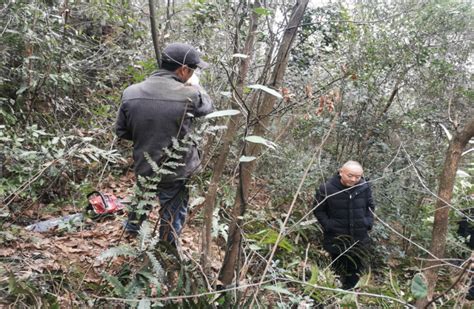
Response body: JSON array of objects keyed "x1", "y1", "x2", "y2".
[{"x1": 1, "y1": 0, "x2": 473, "y2": 308}]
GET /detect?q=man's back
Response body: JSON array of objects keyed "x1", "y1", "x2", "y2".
[
  {"x1": 116, "y1": 42, "x2": 213, "y2": 241},
  {"x1": 116, "y1": 69, "x2": 213, "y2": 181}
]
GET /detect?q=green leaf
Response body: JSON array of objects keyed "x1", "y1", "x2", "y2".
[
  {"x1": 137, "y1": 298, "x2": 151, "y2": 309},
  {"x1": 16, "y1": 86, "x2": 28, "y2": 95},
  {"x1": 304, "y1": 265, "x2": 320, "y2": 293},
  {"x1": 232, "y1": 53, "x2": 249, "y2": 58},
  {"x1": 439, "y1": 124, "x2": 452, "y2": 141},
  {"x1": 263, "y1": 284, "x2": 293, "y2": 295},
  {"x1": 456, "y1": 170, "x2": 470, "y2": 177},
  {"x1": 204, "y1": 109, "x2": 241, "y2": 119},
  {"x1": 239, "y1": 155, "x2": 256, "y2": 162},
  {"x1": 247, "y1": 84, "x2": 282, "y2": 99},
  {"x1": 248, "y1": 228, "x2": 293, "y2": 252},
  {"x1": 411, "y1": 273, "x2": 428, "y2": 299},
  {"x1": 253, "y1": 7, "x2": 272, "y2": 16},
  {"x1": 102, "y1": 272, "x2": 126, "y2": 297},
  {"x1": 245, "y1": 135, "x2": 277, "y2": 150},
  {"x1": 248, "y1": 244, "x2": 261, "y2": 251},
  {"x1": 190, "y1": 196, "x2": 205, "y2": 207}
]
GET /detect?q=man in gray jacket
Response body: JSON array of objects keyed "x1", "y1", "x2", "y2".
[{"x1": 116, "y1": 43, "x2": 213, "y2": 244}]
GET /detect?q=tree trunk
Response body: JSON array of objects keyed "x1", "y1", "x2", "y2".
[
  {"x1": 148, "y1": 0, "x2": 161, "y2": 66},
  {"x1": 219, "y1": 0, "x2": 309, "y2": 286},
  {"x1": 201, "y1": 2, "x2": 260, "y2": 273},
  {"x1": 417, "y1": 116, "x2": 474, "y2": 308}
]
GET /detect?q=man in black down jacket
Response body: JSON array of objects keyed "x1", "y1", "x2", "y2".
[
  {"x1": 313, "y1": 161, "x2": 375, "y2": 289},
  {"x1": 116, "y1": 43, "x2": 213, "y2": 245}
]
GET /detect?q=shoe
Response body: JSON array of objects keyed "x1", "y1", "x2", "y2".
[{"x1": 342, "y1": 274, "x2": 359, "y2": 290}]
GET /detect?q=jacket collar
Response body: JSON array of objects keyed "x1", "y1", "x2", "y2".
[{"x1": 150, "y1": 69, "x2": 183, "y2": 83}]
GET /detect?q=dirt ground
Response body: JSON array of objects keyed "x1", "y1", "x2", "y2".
[{"x1": 0, "y1": 172, "x2": 225, "y2": 306}]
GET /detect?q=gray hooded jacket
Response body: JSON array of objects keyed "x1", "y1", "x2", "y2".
[{"x1": 116, "y1": 69, "x2": 213, "y2": 182}]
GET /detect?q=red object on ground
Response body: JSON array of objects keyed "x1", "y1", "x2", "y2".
[{"x1": 87, "y1": 191, "x2": 125, "y2": 215}]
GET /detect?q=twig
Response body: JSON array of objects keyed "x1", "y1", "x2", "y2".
[
  {"x1": 423, "y1": 256, "x2": 472, "y2": 308},
  {"x1": 97, "y1": 136, "x2": 117, "y2": 185},
  {"x1": 401, "y1": 145, "x2": 469, "y2": 220},
  {"x1": 91, "y1": 275, "x2": 413, "y2": 307},
  {"x1": 92, "y1": 278, "x2": 276, "y2": 302},
  {"x1": 302, "y1": 243, "x2": 310, "y2": 282},
  {"x1": 374, "y1": 211, "x2": 463, "y2": 271},
  {"x1": 182, "y1": 249, "x2": 213, "y2": 292},
  {"x1": 323, "y1": 241, "x2": 359, "y2": 272},
  {"x1": 249, "y1": 113, "x2": 338, "y2": 305},
  {"x1": 284, "y1": 277, "x2": 414, "y2": 307}
]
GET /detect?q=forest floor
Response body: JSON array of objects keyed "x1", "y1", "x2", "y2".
[
  {"x1": 0, "y1": 172, "x2": 226, "y2": 306},
  {"x1": 2, "y1": 172, "x2": 472, "y2": 307}
]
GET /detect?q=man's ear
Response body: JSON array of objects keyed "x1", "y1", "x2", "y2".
[
  {"x1": 175, "y1": 65, "x2": 184, "y2": 74},
  {"x1": 175, "y1": 65, "x2": 187, "y2": 81}
]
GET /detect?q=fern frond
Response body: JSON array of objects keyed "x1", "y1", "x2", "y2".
[
  {"x1": 146, "y1": 251, "x2": 165, "y2": 281},
  {"x1": 124, "y1": 279, "x2": 142, "y2": 299},
  {"x1": 149, "y1": 234, "x2": 160, "y2": 248},
  {"x1": 102, "y1": 272, "x2": 127, "y2": 297},
  {"x1": 163, "y1": 147, "x2": 183, "y2": 159},
  {"x1": 174, "y1": 268, "x2": 185, "y2": 294},
  {"x1": 170, "y1": 137, "x2": 190, "y2": 152},
  {"x1": 98, "y1": 245, "x2": 138, "y2": 261},
  {"x1": 138, "y1": 221, "x2": 152, "y2": 250},
  {"x1": 143, "y1": 152, "x2": 168, "y2": 179},
  {"x1": 157, "y1": 168, "x2": 177, "y2": 175},
  {"x1": 138, "y1": 270, "x2": 161, "y2": 291},
  {"x1": 162, "y1": 161, "x2": 185, "y2": 168}
]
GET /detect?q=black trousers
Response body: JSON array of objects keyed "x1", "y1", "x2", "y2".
[
  {"x1": 330, "y1": 251, "x2": 364, "y2": 289},
  {"x1": 324, "y1": 236, "x2": 371, "y2": 289}
]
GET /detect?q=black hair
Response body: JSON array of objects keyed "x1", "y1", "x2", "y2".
[{"x1": 160, "y1": 61, "x2": 197, "y2": 72}]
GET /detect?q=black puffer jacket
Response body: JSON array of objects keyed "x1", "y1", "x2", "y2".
[{"x1": 313, "y1": 174, "x2": 375, "y2": 248}]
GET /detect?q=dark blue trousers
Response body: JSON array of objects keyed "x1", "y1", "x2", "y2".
[
  {"x1": 157, "y1": 180, "x2": 189, "y2": 244},
  {"x1": 127, "y1": 180, "x2": 188, "y2": 245}
]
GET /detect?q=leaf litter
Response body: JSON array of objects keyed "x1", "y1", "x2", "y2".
[{"x1": 0, "y1": 172, "x2": 227, "y2": 305}]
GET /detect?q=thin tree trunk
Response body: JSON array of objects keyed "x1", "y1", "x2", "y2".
[
  {"x1": 57, "y1": 0, "x2": 69, "y2": 75},
  {"x1": 201, "y1": 2, "x2": 260, "y2": 273},
  {"x1": 219, "y1": 0, "x2": 309, "y2": 286},
  {"x1": 417, "y1": 116, "x2": 474, "y2": 308},
  {"x1": 148, "y1": 0, "x2": 160, "y2": 66}
]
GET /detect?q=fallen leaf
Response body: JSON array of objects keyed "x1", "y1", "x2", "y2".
[{"x1": 0, "y1": 248, "x2": 16, "y2": 256}]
